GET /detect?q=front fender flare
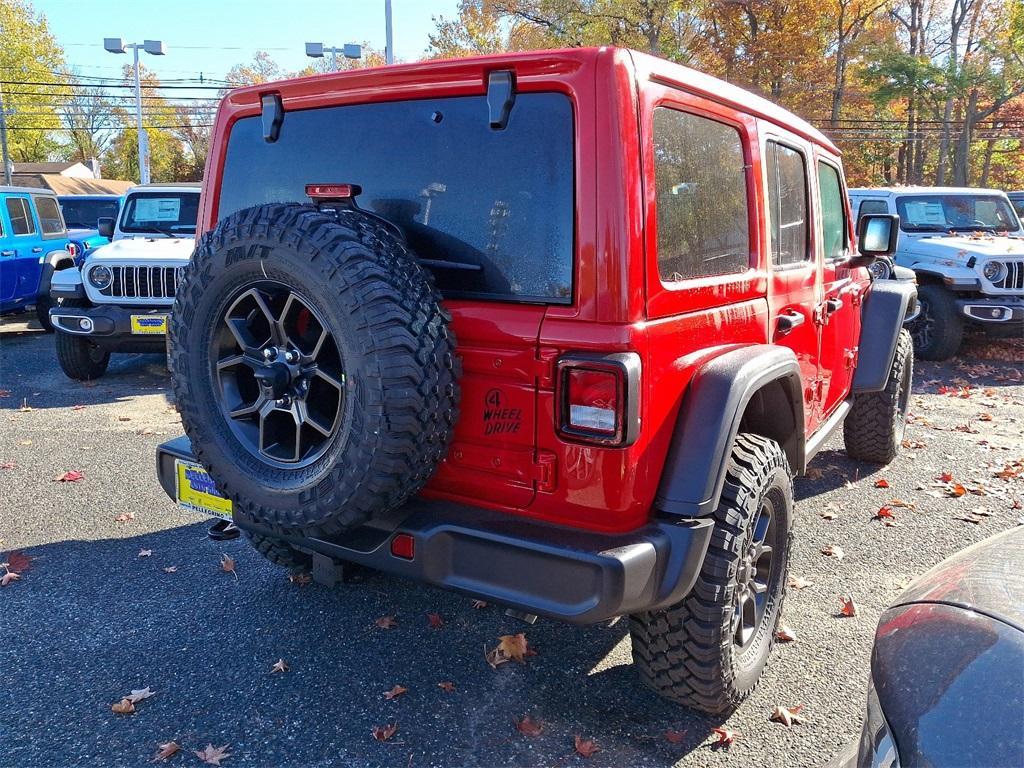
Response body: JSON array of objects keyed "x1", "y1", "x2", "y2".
[
  {"x1": 852, "y1": 280, "x2": 917, "y2": 393},
  {"x1": 654, "y1": 345, "x2": 804, "y2": 518}
]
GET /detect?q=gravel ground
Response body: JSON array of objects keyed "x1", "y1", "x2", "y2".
[{"x1": 1, "y1": 317, "x2": 1022, "y2": 768}]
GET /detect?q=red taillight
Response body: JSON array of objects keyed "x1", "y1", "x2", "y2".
[
  {"x1": 67, "y1": 242, "x2": 78, "y2": 258},
  {"x1": 390, "y1": 533, "x2": 415, "y2": 560},
  {"x1": 305, "y1": 183, "x2": 362, "y2": 201},
  {"x1": 556, "y1": 354, "x2": 641, "y2": 447}
]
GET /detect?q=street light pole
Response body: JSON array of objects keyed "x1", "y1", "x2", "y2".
[
  {"x1": 305, "y1": 42, "x2": 362, "y2": 72},
  {"x1": 0, "y1": 88, "x2": 11, "y2": 186},
  {"x1": 103, "y1": 37, "x2": 166, "y2": 184},
  {"x1": 385, "y1": 0, "x2": 394, "y2": 65}
]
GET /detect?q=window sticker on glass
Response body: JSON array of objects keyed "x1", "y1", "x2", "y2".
[
  {"x1": 135, "y1": 197, "x2": 182, "y2": 222},
  {"x1": 904, "y1": 201, "x2": 944, "y2": 224}
]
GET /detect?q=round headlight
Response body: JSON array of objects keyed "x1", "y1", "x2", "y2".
[
  {"x1": 982, "y1": 261, "x2": 1004, "y2": 282},
  {"x1": 88, "y1": 264, "x2": 113, "y2": 290}
]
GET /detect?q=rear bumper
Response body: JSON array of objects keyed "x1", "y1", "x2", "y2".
[{"x1": 156, "y1": 436, "x2": 714, "y2": 624}]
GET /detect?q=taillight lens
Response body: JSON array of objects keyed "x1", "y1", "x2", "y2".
[
  {"x1": 556, "y1": 353, "x2": 641, "y2": 446},
  {"x1": 67, "y1": 242, "x2": 78, "y2": 258}
]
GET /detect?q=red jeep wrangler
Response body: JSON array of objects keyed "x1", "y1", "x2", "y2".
[{"x1": 157, "y1": 48, "x2": 916, "y2": 714}]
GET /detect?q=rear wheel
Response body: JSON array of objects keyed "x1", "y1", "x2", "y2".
[
  {"x1": 629, "y1": 433, "x2": 792, "y2": 714},
  {"x1": 844, "y1": 329, "x2": 913, "y2": 464},
  {"x1": 909, "y1": 284, "x2": 963, "y2": 361},
  {"x1": 54, "y1": 300, "x2": 109, "y2": 381}
]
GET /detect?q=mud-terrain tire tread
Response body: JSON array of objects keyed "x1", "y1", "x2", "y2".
[
  {"x1": 54, "y1": 299, "x2": 109, "y2": 380},
  {"x1": 912, "y1": 284, "x2": 963, "y2": 361},
  {"x1": 35, "y1": 293, "x2": 55, "y2": 332},
  {"x1": 844, "y1": 329, "x2": 913, "y2": 464},
  {"x1": 170, "y1": 203, "x2": 459, "y2": 537},
  {"x1": 629, "y1": 433, "x2": 792, "y2": 714},
  {"x1": 246, "y1": 532, "x2": 311, "y2": 571}
]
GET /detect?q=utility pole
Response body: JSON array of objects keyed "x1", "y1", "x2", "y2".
[
  {"x1": 103, "y1": 38, "x2": 166, "y2": 184},
  {"x1": 0, "y1": 87, "x2": 11, "y2": 186},
  {"x1": 385, "y1": 0, "x2": 394, "y2": 65}
]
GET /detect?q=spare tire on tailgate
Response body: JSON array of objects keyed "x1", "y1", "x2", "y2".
[{"x1": 170, "y1": 203, "x2": 459, "y2": 537}]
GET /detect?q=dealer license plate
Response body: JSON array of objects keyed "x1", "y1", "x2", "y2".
[
  {"x1": 131, "y1": 314, "x2": 168, "y2": 334},
  {"x1": 174, "y1": 459, "x2": 232, "y2": 519}
]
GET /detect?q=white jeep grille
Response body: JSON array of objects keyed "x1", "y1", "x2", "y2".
[
  {"x1": 99, "y1": 265, "x2": 185, "y2": 301},
  {"x1": 992, "y1": 260, "x2": 1024, "y2": 291}
]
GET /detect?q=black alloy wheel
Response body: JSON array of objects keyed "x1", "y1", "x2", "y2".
[
  {"x1": 212, "y1": 281, "x2": 344, "y2": 469},
  {"x1": 733, "y1": 499, "x2": 777, "y2": 650}
]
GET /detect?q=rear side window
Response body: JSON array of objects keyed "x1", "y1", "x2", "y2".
[
  {"x1": 766, "y1": 142, "x2": 809, "y2": 266},
  {"x1": 33, "y1": 196, "x2": 65, "y2": 236},
  {"x1": 817, "y1": 163, "x2": 847, "y2": 260},
  {"x1": 218, "y1": 93, "x2": 575, "y2": 303},
  {"x1": 652, "y1": 108, "x2": 750, "y2": 281},
  {"x1": 5, "y1": 197, "x2": 35, "y2": 236},
  {"x1": 857, "y1": 199, "x2": 888, "y2": 223}
]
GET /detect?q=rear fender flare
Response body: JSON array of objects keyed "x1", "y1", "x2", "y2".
[{"x1": 654, "y1": 345, "x2": 804, "y2": 518}]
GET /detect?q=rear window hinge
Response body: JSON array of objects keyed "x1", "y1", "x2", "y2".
[{"x1": 531, "y1": 451, "x2": 557, "y2": 492}]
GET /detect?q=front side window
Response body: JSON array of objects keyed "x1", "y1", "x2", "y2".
[
  {"x1": 33, "y1": 196, "x2": 66, "y2": 236},
  {"x1": 119, "y1": 192, "x2": 199, "y2": 235},
  {"x1": 895, "y1": 194, "x2": 1020, "y2": 233},
  {"x1": 652, "y1": 107, "x2": 750, "y2": 281},
  {"x1": 218, "y1": 93, "x2": 575, "y2": 303},
  {"x1": 766, "y1": 142, "x2": 809, "y2": 266},
  {"x1": 5, "y1": 197, "x2": 35, "y2": 236},
  {"x1": 817, "y1": 162, "x2": 847, "y2": 260}
]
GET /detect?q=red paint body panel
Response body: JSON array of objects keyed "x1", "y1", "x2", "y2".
[{"x1": 201, "y1": 47, "x2": 864, "y2": 534}]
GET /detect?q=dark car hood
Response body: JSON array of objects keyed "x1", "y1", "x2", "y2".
[{"x1": 892, "y1": 526, "x2": 1024, "y2": 631}]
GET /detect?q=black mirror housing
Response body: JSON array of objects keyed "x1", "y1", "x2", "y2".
[
  {"x1": 97, "y1": 217, "x2": 115, "y2": 240},
  {"x1": 856, "y1": 213, "x2": 900, "y2": 259}
]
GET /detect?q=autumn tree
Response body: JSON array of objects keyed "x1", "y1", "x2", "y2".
[{"x1": 58, "y1": 82, "x2": 116, "y2": 162}]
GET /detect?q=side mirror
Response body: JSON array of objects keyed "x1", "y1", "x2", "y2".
[
  {"x1": 97, "y1": 217, "x2": 114, "y2": 240},
  {"x1": 850, "y1": 213, "x2": 900, "y2": 267}
]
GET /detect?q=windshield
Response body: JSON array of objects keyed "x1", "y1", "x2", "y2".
[
  {"x1": 895, "y1": 194, "x2": 1020, "y2": 233},
  {"x1": 1010, "y1": 196, "x2": 1024, "y2": 219},
  {"x1": 119, "y1": 191, "x2": 199, "y2": 235},
  {"x1": 58, "y1": 197, "x2": 120, "y2": 229},
  {"x1": 217, "y1": 93, "x2": 575, "y2": 303}
]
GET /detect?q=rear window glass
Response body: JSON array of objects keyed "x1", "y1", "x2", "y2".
[
  {"x1": 59, "y1": 197, "x2": 120, "y2": 229},
  {"x1": 652, "y1": 108, "x2": 750, "y2": 281},
  {"x1": 5, "y1": 197, "x2": 35, "y2": 236},
  {"x1": 120, "y1": 192, "x2": 199, "y2": 235},
  {"x1": 33, "y1": 196, "x2": 66, "y2": 236},
  {"x1": 217, "y1": 93, "x2": 575, "y2": 302}
]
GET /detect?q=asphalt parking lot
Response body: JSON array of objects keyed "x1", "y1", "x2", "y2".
[{"x1": 2, "y1": 316, "x2": 1022, "y2": 768}]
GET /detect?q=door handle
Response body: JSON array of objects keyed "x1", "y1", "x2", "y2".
[
  {"x1": 825, "y1": 298, "x2": 843, "y2": 313},
  {"x1": 0, "y1": 249, "x2": 15, "y2": 257},
  {"x1": 776, "y1": 310, "x2": 805, "y2": 336},
  {"x1": 31, "y1": 246, "x2": 43, "y2": 253}
]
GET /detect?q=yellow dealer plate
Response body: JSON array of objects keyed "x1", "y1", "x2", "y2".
[
  {"x1": 131, "y1": 314, "x2": 168, "y2": 335},
  {"x1": 174, "y1": 459, "x2": 232, "y2": 519}
]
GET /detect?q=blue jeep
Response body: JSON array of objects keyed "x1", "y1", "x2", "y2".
[
  {"x1": 1, "y1": 186, "x2": 76, "y2": 332},
  {"x1": 58, "y1": 194, "x2": 122, "y2": 256}
]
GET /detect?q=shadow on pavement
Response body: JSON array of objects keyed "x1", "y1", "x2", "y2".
[{"x1": 1, "y1": 522, "x2": 724, "y2": 767}]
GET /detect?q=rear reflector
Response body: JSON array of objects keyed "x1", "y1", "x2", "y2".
[{"x1": 390, "y1": 533, "x2": 415, "y2": 560}]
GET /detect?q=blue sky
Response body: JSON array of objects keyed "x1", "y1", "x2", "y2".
[{"x1": 37, "y1": 0, "x2": 461, "y2": 82}]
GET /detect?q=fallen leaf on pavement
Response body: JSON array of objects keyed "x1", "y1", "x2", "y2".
[
  {"x1": 287, "y1": 572, "x2": 311, "y2": 586},
  {"x1": 111, "y1": 698, "x2": 135, "y2": 715},
  {"x1": 486, "y1": 633, "x2": 532, "y2": 667},
  {"x1": 471, "y1": 599, "x2": 488, "y2": 609},
  {"x1": 805, "y1": 468, "x2": 824, "y2": 480},
  {"x1": 574, "y1": 735, "x2": 600, "y2": 758},
  {"x1": 162, "y1": 566, "x2": 177, "y2": 574},
  {"x1": 375, "y1": 616, "x2": 397, "y2": 630},
  {"x1": 839, "y1": 595, "x2": 858, "y2": 617},
  {"x1": 789, "y1": 575, "x2": 814, "y2": 590},
  {"x1": 437, "y1": 681, "x2": 456, "y2": 692},
  {"x1": 19, "y1": 398, "x2": 32, "y2": 412},
  {"x1": 426, "y1": 612, "x2": 444, "y2": 629},
  {"x1": 114, "y1": 512, "x2": 135, "y2": 523},
  {"x1": 54, "y1": 470, "x2": 84, "y2": 482},
  {"x1": 665, "y1": 729, "x2": 686, "y2": 744},
  {"x1": 515, "y1": 715, "x2": 544, "y2": 737},
  {"x1": 775, "y1": 625, "x2": 797, "y2": 642},
  {"x1": 383, "y1": 685, "x2": 407, "y2": 700},
  {"x1": 948, "y1": 483, "x2": 967, "y2": 498},
  {"x1": 151, "y1": 741, "x2": 180, "y2": 762},
  {"x1": 821, "y1": 545, "x2": 845, "y2": 561},
  {"x1": 126, "y1": 687, "x2": 156, "y2": 704},
  {"x1": 873, "y1": 507, "x2": 896, "y2": 521},
  {"x1": 874, "y1": 479, "x2": 890, "y2": 488},
  {"x1": 138, "y1": 549, "x2": 152, "y2": 558},
  {"x1": 71, "y1": 404, "x2": 86, "y2": 411},
  {"x1": 770, "y1": 704, "x2": 806, "y2": 726},
  {"x1": 1, "y1": 570, "x2": 21, "y2": 587},
  {"x1": 194, "y1": 744, "x2": 231, "y2": 765},
  {"x1": 371, "y1": 723, "x2": 397, "y2": 742},
  {"x1": 118, "y1": 415, "x2": 131, "y2": 421},
  {"x1": 938, "y1": 471, "x2": 954, "y2": 482},
  {"x1": 220, "y1": 553, "x2": 237, "y2": 579},
  {"x1": 0, "y1": 461, "x2": 14, "y2": 470},
  {"x1": 271, "y1": 659, "x2": 288, "y2": 674},
  {"x1": 888, "y1": 498, "x2": 917, "y2": 509},
  {"x1": 711, "y1": 727, "x2": 739, "y2": 746}
]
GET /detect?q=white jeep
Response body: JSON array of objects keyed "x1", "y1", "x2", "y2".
[
  {"x1": 49, "y1": 183, "x2": 200, "y2": 380},
  {"x1": 849, "y1": 187, "x2": 1024, "y2": 360}
]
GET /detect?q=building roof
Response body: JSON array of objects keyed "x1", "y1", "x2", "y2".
[
  {"x1": 11, "y1": 174, "x2": 134, "y2": 195},
  {"x1": 12, "y1": 161, "x2": 80, "y2": 174}
]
